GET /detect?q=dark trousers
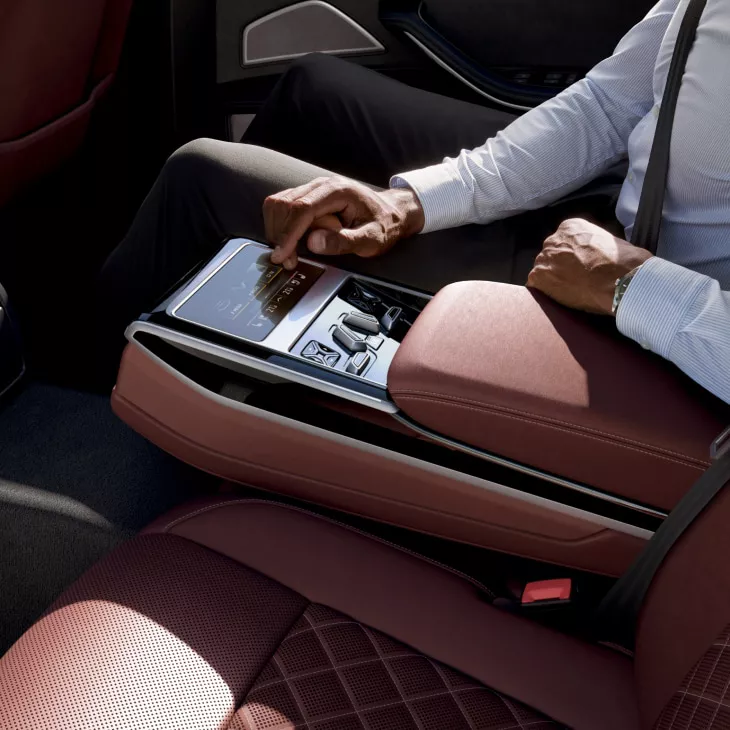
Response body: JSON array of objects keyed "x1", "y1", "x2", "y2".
[{"x1": 98, "y1": 53, "x2": 621, "y2": 362}]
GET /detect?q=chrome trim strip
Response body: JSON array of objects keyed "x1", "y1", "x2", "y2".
[
  {"x1": 392, "y1": 411, "x2": 668, "y2": 521},
  {"x1": 126, "y1": 320, "x2": 399, "y2": 414},
  {"x1": 242, "y1": 1, "x2": 385, "y2": 67},
  {"x1": 124, "y1": 334, "x2": 655, "y2": 541},
  {"x1": 403, "y1": 31, "x2": 531, "y2": 113}
]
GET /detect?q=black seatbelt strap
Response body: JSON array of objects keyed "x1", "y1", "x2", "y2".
[
  {"x1": 594, "y1": 0, "x2": 723, "y2": 648},
  {"x1": 631, "y1": 0, "x2": 708, "y2": 254},
  {"x1": 595, "y1": 431, "x2": 730, "y2": 648}
]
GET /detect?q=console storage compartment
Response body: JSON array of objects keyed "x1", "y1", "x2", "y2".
[
  {"x1": 112, "y1": 243, "x2": 708, "y2": 577},
  {"x1": 389, "y1": 281, "x2": 730, "y2": 512},
  {"x1": 112, "y1": 339, "x2": 647, "y2": 576}
]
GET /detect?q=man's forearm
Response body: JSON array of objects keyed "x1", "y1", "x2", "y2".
[
  {"x1": 617, "y1": 258, "x2": 730, "y2": 405},
  {"x1": 392, "y1": 0, "x2": 678, "y2": 234}
]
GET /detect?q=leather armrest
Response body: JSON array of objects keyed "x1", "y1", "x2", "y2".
[{"x1": 389, "y1": 281, "x2": 730, "y2": 510}]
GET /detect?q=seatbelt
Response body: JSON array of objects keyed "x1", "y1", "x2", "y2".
[
  {"x1": 593, "y1": 0, "x2": 730, "y2": 648},
  {"x1": 595, "y1": 431, "x2": 730, "y2": 648},
  {"x1": 630, "y1": 0, "x2": 708, "y2": 254}
]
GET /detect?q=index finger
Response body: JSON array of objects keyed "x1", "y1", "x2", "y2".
[
  {"x1": 268, "y1": 184, "x2": 354, "y2": 264},
  {"x1": 264, "y1": 179, "x2": 324, "y2": 264}
]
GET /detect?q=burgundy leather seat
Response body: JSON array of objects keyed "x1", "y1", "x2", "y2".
[
  {"x1": 1, "y1": 495, "x2": 728, "y2": 729},
  {"x1": 0, "y1": 0, "x2": 133, "y2": 205}
]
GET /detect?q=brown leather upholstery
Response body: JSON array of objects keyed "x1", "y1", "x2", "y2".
[
  {"x1": 390, "y1": 281, "x2": 730, "y2": 511},
  {"x1": 652, "y1": 623, "x2": 730, "y2": 730},
  {"x1": 233, "y1": 603, "x2": 560, "y2": 730},
  {"x1": 636, "y1": 486, "x2": 730, "y2": 728},
  {"x1": 0, "y1": 499, "x2": 639, "y2": 730},
  {"x1": 112, "y1": 340, "x2": 647, "y2": 577},
  {"x1": 0, "y1": 0, "x2": 132, "y2": 204}
]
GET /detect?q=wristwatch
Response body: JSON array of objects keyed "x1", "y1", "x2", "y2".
[{"x1": 612, "y1": 264, "x2": 644, "y2": 316}]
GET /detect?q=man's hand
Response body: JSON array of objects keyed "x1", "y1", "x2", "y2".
[
  {"x1": 527, "y1": 218, "x2": 653, "y2": 315},
  {"x1": 264, "y1": 177, "x2": 425, "y2": 269}
]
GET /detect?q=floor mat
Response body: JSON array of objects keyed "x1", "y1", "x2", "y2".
[{"x1": 0, "y1": 382, "x2": 216, "y2": 654}]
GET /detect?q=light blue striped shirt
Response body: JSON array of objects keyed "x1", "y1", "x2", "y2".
[{"x1": 393, "y1": 0, "x2": 730, "y2": 406}]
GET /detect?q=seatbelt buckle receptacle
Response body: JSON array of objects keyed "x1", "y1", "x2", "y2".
[{"x1": 521, "y1": 578, "x2": 572, "y2": 606}]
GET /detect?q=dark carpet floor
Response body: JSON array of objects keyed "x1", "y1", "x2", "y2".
[{"x1": 0, "y1": 382, "x2": 215, "y2": 655}]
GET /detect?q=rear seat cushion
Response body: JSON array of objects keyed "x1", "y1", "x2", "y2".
[{"x1": 0, "y1": 499, "x2": 638, "y2": 730}]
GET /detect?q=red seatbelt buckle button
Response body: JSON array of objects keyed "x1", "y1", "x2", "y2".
[{"x1": 521, "y1": 578, "x2": 572, "y2": 605}]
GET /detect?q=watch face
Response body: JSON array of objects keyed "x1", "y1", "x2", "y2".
[{"x1": 612, "y1": 266, "x2": 641, "y2": 315}]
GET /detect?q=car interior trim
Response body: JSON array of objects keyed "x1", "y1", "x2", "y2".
[
  {"x1": 126, "y1": 320, "x2": 400, "y2": 413},
  {"x1": 124, "y1": 331, "x2": 655, "y2": 542},
  {"x1": 393, "y1": 411, "x2": 669, "y2": 521},
  {"x1": 402, "y1": 31, "x2": 531, "y2": 112},
  {"x1": 242, "y1": 0, "x2": 385, "y2": 67}
]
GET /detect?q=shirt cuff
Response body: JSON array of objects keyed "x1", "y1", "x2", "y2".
[
  {"x1": 616, "y1": 256, "x2": 709, "y2": 358},
  {"x1": 390, "y1": 164, "x2": 475, "y2": 234}
]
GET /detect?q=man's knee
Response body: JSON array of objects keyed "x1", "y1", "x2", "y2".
[
  {"x1": 164, "y1": 138, "x2": 227, "y2": 184},
  {"x1": 277, "y1": 53, "x2": 355, "y2": 102}
]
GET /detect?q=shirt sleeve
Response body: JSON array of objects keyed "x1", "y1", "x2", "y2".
[
  {"x1": 616, "y1": 257, "x2": 730, "y2": 405},
  {"x1": 391, "y1": 0, "x2": 679, "y2": 233}
]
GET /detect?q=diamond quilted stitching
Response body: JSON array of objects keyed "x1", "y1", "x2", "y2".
[
  {"x1": 291, "y1": 669, "x2": 352, "y2": 719},
  {"x1": 362, "y1": 703, "x2": 420, "y2": 730},
  {"x1": 412, "y1": 693, "x2": 472, "y2": 730},
  {"x1": 277, "y1": 631, "x2": 331, "y2": 676},
  {"x1": 320, "y1": 623, "x2": 379, "y2": 665},
  {"x1": 655, "y1": 625, "x2": 730, "y2": 730},
  {"x1": 341, "y1": 661, "x2": 401, "y2": 707},
  {"x1": 234, "y1": 682, "x2": 303, "y2": 730},
  {"x1": 458, "y1": 688, "x2": 518, "y2": 728},
  {"x1": 232, "y1": 604, "x2": 566, "y2": 730},
  {"x1": 388, "y1": 655, "x2": 446, "y2": 698}
]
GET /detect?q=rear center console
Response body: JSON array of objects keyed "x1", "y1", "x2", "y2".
[
  {"x1": 115, "y1": 239, "x2": 730, "y2": 579},
  {"x1": 130, "y1": 238, "x2": 428, "y2": 413}
]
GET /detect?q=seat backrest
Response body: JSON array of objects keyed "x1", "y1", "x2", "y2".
[
  {"x1": 0, "y1": 0, "x2": 132, "y2": 202},
  {"x1": 636, "y1": 481, "x2": 730, "y2": 728}
]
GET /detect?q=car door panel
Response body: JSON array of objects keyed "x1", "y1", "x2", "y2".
[{"x1": 171, "y1": 0, "x2": 660, "y2": 142}]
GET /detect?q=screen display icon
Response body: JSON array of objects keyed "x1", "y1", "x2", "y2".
[{"x1": 174, "y1": 246, "x2": 324, "y2": 342}]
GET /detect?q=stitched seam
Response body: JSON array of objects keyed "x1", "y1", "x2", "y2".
[
  {"x1": 160, "y1": 498, "x2": 496, "y2": 599},
  {"x1": 235, "y1": 600, "x2": 311, "y2": 720},
  {"x1": 428, "y1": 659, "x2": 477, "y2": 730},
  {"x1": 392, "y1": 392, "x2": 709, "y2": 469},
  {"x1": 665, "y1": 646, "x2": 706, "y2": 729},
  {"x1": 697, "y1": 631, "x2": 730, "y2": 729},
  {"x1": 675, "y1": 689, "x2": 730, "y2": 707},
  {"x1": 286, "y1": 619, "x2": 376, "y2": 640},
  {"x1": 362, "y1": 624, "x2": 424, "y2": 730},
  {"x1": 501, "y1": 695, "x2": 528, "y2": 730},
  {"x1": 306, "y1": 611, "x2": 371, "y2": 729},
  {"x1": 253, "y1": 653, "x2": 418, "y2": 692},
  {"x1": 392, "y1": 389, "x2": 709, "y2": 465},
  {"x1": 270, "y1": 650, "x2": 310, "y2": 725},
  {"x1": 242, "y1": 685, "x2": 549, "y2": 730}
]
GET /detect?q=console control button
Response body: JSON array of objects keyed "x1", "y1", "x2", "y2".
[
  {"x1": 346, "y1": 283, "x2": 381, "y2": 314},
  {"x1": 366, "y1": 335, "x2": 383, "y2": 350},
  {"x1": 343, "y1": 311, "x2": 380, "y2": 335},
  {"x1": 381, "y1": 306, "x2": 403, "y2": 334},
  {"x1": 301, "y1": 340, "x2": 340, "y2": 367},
  {"x1": 302, "y1": 341, "x2": 320, "y2": 358},
  {"x1": 346, "y1": 351, "x2": 372, "y2": 376},
  {"x1": 333, "y1": 326, "x2": 368, "y2": 354}
]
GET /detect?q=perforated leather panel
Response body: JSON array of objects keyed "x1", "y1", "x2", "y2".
[
  {"x1": 654, "y1": 624, "x2": 730, "y2": 730},
  {"x1": 232, "y1": 604, "x2": 563, "y2": 730},
  {"x1": 0, "y1": 535, "x2": 307, "y2": 730}
]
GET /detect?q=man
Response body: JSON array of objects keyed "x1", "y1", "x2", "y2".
[{"x1": 100, "y1": 0, "x2": 729, "y2": 404}]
